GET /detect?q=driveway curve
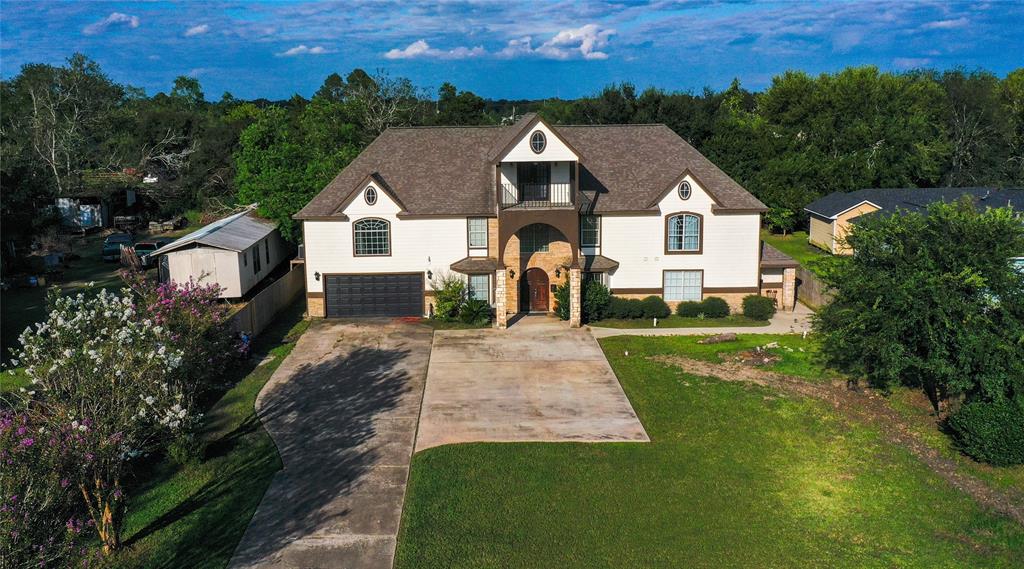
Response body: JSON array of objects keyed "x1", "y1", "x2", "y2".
[{"x1": 229, "y1": 320, "x2": 432, "y2": 569}]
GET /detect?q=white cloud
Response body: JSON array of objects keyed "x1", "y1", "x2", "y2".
[
  {"x1": 82, "y1": 12, "x2": 140, "y2": 36},
  {"x1": 185, "y1": 24, "x2": 210, "y2": 37},
  {"x1": 276, "y1": 44, "x2": 335, "y2": 57},
  {"x1": 893, "y1": 57, "x2": 932, "y2": 69},
  {"x1": 536, "y1": 24, "x2": 615, "y2": 60},
  {"x1": 384, "y1": 39, "x2": 485, "y2": 60},
  {"x1": 921, "y1": 17, "x2": 969, "y2": 30}
]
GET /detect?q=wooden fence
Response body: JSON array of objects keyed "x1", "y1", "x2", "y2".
[
  {"x1": 796, "y1": 266, "x2": 834, "y2": 309},
  {"x1": 227, "y1": 265, "x2": 304, "y2": 336}
]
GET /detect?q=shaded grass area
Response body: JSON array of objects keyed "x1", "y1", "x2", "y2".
[
  {"x1": 761, "y1": 230, "x2": 829, "y2": 271},
  {"x1": 422, "y1": 318, "x2": 491, "y2": 330},
  {"x1": 109, "y1": 301, "x2": 309, "y2": 569},
  {"x1": 396, "y1": 334, "x2": 1024, "y2": 568},
  {"x1": 590, "y1": 314, "x2": 768, "y2": 329},
  {"x1": 887, "y1": 388, "x2": 1024, "y2": 496}
]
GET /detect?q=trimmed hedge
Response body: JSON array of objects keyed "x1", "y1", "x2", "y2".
[
  {"x1": 947, "y1": 400, "x2": 1024, "y2": 466},
  {"x1": 675, "y1": 297, "x2": 730, "y2": 318},
  {"x1": 582, "y1": 281, "x2": 611, "y2": 322},
  {"x1": 742, "y1": 294, "x2": 776, "y2": 321},
  {"x1": 640, "y1": 295, "x2": 671, "y2": 319},
  {"x1": 608, "y1": 296, "x2": 644, "y2": 319}
]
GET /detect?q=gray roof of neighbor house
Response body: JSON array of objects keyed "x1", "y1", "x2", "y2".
[
  {"x1": 152, "y1": 210, "x2": 277, "y2": 255},
  {"x1": 804, "y1": 187, "x2": 1022, "y2": 220},
  {"x1": 295, "y1": 117, "x2": 765, "y2": 219}
]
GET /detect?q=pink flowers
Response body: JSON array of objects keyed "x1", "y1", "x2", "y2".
[{"x1": 19, "y1": 438, "x2": 34, "y2": 447}]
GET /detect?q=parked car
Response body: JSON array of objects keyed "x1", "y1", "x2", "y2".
[
  {"x1": 101, "y1": 233, "x2": 133, "y2": 262},
  {"x1": 133, "y1": 241, "x2": 160, "y2": 268}
]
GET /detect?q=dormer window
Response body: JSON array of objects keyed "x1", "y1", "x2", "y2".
[
  {"x1": 678, "y1": 181, "x2": 692, "y2": 200},
  {"x1": 530, "y1": 130, "x2": 546, "y2": 154},
  {"x1": 364, "y1": 186, "x2": 377, "y2": 205}
]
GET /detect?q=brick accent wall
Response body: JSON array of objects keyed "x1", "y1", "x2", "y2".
[
  {"x1": 307, "y1": 295, "x2": 325, "y2": 318},
  {"x1": 501, "y1": 231, "x2": 572, "y2": 314}
]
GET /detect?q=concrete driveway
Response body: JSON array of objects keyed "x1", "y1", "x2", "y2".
[
  {"x1": 415, "y1": 316, "x2": 649, "y2": 451},
  {"x1": 229, "y1": 320, "x2": 432, "y2": 569}
]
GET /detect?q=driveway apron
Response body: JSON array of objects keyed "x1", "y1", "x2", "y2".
[{"x1": 229, "y1": 320, "x2": 432, "y2": 569}]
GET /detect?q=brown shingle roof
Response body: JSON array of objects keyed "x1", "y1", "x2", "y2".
[
  {"x1": 450, "y1": 256, "x2": 499, "y2": 273},
  {"x1": 295, "y1": 118, "x2": 764, "y2": 219},
  {"x1": 759, "y1": 242, "x2": 799, "y2": 268}
]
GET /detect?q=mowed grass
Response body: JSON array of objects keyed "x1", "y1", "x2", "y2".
[
  {"x1": 761, "y1": 230, "x2": 829, "y2": 270},
  {"x1": 109, "y1": 301, "x2": 309, "y2": 569},
  {"x1": 590, "y1": 314, "x2": 768, "y2": 329},
  {"x1": 395, "y1": 334, "x2": 1024, "y2": 568}
]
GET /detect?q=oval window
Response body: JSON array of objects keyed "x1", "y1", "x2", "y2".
[
  {"x1": 364, "y1": 186, "x2": 377, "y2": 205},
  {"x1": 678, "y1": 181, "x2": 692, "y2": 200},
  {"x1": 530, "y1": 130, "x2": 546, "y2": 154}
]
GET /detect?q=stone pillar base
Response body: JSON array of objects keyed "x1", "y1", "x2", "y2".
[
  {"x1": 495, "y1": 269, "x2": 508, "y2": 329},
  {"x1": 569, "y1": 268, "x2": 581, "y2": 328},
  {"x1": 782, "y1": 267, "x2": 796, "y2": 311}
]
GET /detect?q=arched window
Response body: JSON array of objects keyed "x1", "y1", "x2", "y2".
[
  {"x1": 530, "y1": 130, "x2": 546, "y2": 153},
  {"x1": 364, "y1": 186, "x2": 377, "y2": 205},
  {"x1": 353, "y1": 218, "x2": 390, "y2": 256},
  {"x1": 667, "y1": 213, "x2": 701, "y2": 253}
]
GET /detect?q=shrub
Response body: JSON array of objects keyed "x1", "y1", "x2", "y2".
[
  {"x1": 742, "y1": 294, "x2": 776, "y2": 321},
  {"x1": 676, "y1": 301, "x2": 704, "y2": 317},
  {"x1": 554, "y1": 280, "x2": 570, "y2": 320},
  {"x1": 639, "y1": 295, "x2": 670, "y2": 319},
  {"x1": 431, "y1": 272, "x2": 465, "y2": 320},
  {"x1": 947, "y1": 400, "x2": 1024, "y2": 466},
  {"x1": 606, "y1": 296, "x2": 629, "y2": 319},
  {"x1": 700, "y1": 297, "x2": 731, "y2": 318},
  {"x1": 459, "y1": 298, "x2": 491, "y2": 324},
  {"x1": 582, "y1": 281, "x2": 611, "y2": 322}
]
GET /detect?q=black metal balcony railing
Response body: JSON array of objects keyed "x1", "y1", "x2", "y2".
[{"x1": 500, "y1": 183, "x2": 574, "y2": 209}]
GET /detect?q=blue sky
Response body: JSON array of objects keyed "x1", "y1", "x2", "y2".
[{"x1": 2, "y1": 1, "x2": 1022, "y2": 100}]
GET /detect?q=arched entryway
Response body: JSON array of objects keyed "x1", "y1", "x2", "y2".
[{"x1": 520, "y1": 268, "x2": 550, "y2": 312}]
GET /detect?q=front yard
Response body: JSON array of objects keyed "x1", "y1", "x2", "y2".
[
  {"x1": 589, "y1": 314, "x2": 768, "y2": 329},
  {"x1": 396, "y1": 334, "x2": 1024, "y2": 568}
]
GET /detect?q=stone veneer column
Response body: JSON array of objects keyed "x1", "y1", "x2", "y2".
[
  {"x1": 569, "y1": 267, "x2": 581, "y2": 328},
  {"x1": 782, "y1": 267, "x2": 797, "y2": 311},
  {"x1": 495, "y1": 268, "x2": 508, "y2": 329}
]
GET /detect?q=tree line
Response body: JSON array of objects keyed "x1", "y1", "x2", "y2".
[{"x1": 3, "y1": 53, "x2": 1021, "y2": 248}]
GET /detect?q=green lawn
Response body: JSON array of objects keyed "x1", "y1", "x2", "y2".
[
  {"x1": 0, "y1": 367, "x2": 31, "y2": 395},
  {"x1": 761, "y1": 230, "x2": 829, "y2": 270},
  {"x1": 109, "y1": 301, "x2": 308, "y2": 569},
  {"x1": 396, "y1": 334, "x2": 1024, "y2": 568},
  {"x1": 590, "y1": 315, "x2": 769, "y2": 329}
]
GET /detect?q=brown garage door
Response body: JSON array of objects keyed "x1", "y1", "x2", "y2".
[{"x1": 324, "y1": 273, "x2": 424, "y2": 318}]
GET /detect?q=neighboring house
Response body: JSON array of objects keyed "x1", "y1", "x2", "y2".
[
  {"x1": 151, "y1": 210, "x2": 289, "y2": 298},
  {"x1": 805, "y1": 187, "x2": 1022, "y2": 255},
  {"x1": 296, "y1": 113, "x2": 797, "y2": 327}
]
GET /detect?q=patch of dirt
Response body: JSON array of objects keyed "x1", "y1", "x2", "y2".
[
  {"x1": 733, "y1": 349, "x2": 782, "y2": 367},
  {"x1": 650, "y1": 354, "x2": 1024, "y2": 526}
]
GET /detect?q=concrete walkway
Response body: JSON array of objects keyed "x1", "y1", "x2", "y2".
[
  {"x1": 229, "y1": 320, "x2": 432, "y2": 569},
  {"x1": 416, "y1": 315, "x2": 649, "y2": 451},
  {"x1": 588, "y1": 302, "x2": 814, "y2": 338}
]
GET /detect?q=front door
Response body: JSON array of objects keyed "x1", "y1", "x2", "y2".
[{"x1": 523, "y1": 268, "x2": 549, "y2": 312}]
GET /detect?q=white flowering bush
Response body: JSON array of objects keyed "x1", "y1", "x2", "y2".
[{"x1": 11, "y1": 287, "x2": 189, "y2": 554}]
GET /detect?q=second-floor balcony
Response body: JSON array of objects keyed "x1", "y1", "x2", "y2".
[{"x1": 500, "y1": 183, "x2": 575, "y2": 209}]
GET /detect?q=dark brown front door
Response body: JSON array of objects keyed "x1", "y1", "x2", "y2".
[{"x1": 523, "y1": 268, "x2": 549, "y2": 312}]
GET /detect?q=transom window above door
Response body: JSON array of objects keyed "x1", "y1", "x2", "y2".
[
  {"x1": 353, "y1": 218, "x2": 390, "y2": 256},
  {"x1": 520, "y1": 223, "x2": 550, "y2": 253},
  {"x1": 667, "y1": 213, "x2": 701, "y2": 253}
]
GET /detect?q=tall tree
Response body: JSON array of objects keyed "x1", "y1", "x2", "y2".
[{"x1": 435, "y1": 82, "x2": 487, "y2": 125}]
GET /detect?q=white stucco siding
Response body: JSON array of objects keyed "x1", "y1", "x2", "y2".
[
  {"x1": 501, "y1": 122, "x2": 578, "y2": 162},
  {"x1": 304, "y1": 185, "x2": 468, "y2": 294},
  {"x1": 601, "y1": 174, "x2": 760, "y2": 290}
]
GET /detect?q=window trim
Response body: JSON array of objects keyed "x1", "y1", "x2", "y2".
[
  {"x1": 530, "y1": 130, "x2": 546, "y2": 154},
  {"x1": 467, "y1": 217, "x2": 488, "y2": 250},
  {"x1": 678, "y1": 181, "x2": 692, "y2": 200},
  {"x1": 580, "y1": 215, "x2": 601, "y2": 248},
  {"x1": 467, "y1": 273, "x2": 491, "y2": 304},
  {"x1": 664, "y1": 211, "x2": 703, "y2": 255},
  {"x1": 364, "y1": 186, "x2": 378, "y2": 205},
  {"x1": 352, "y1": 217, "x2": 392, "y2": 257},
  {"x1": 663, "y1": 269, "x2": 703, "y2": 302}
]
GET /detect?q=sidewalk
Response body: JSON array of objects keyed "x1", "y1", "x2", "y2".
[{"x1": 587, "y1": 303, "x2": 814, "y2": 338}]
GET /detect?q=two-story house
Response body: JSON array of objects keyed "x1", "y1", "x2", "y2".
[{"x1": 295, "y1": 114, "x2": 796, "y2": 327}]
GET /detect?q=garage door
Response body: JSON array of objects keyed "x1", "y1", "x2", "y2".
[{"x1": 324, "y1": 273, "x2": 424, "y2": 318}]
